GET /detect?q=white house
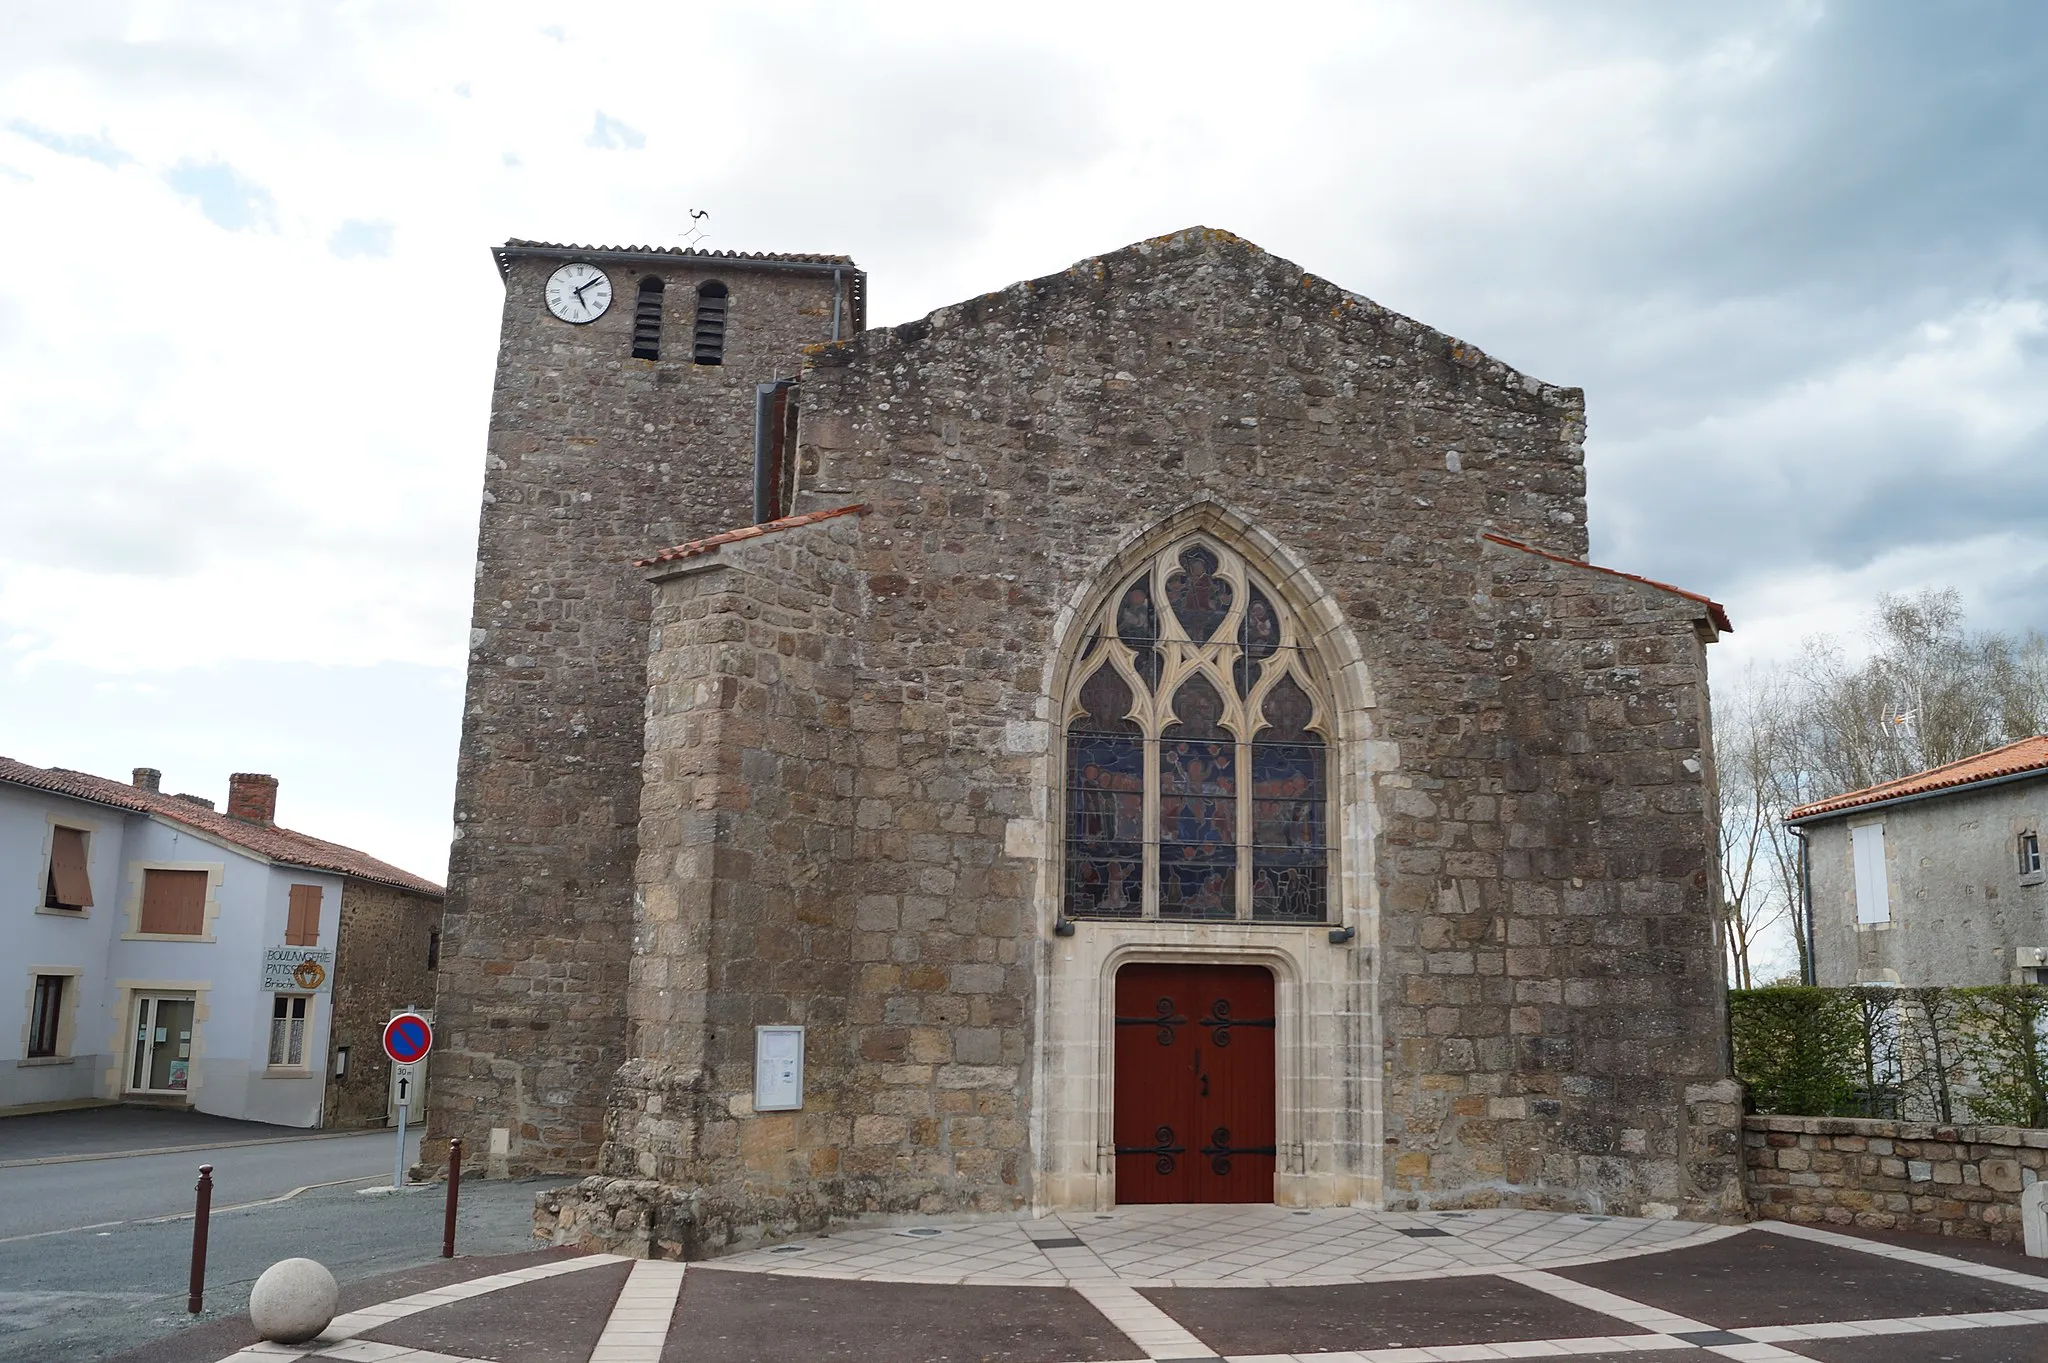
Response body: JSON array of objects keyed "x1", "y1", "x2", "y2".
[{"x1": 4, "y1": 757, "x2": 443, "y2": 1127}]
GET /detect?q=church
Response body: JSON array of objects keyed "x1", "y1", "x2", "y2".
[{"x1": 426, "y1": 226, "x2": 1745, "y2": 1257}]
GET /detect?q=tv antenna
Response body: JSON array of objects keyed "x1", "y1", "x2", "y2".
[{"x1": 681, "y1": 209, "x2": 710, "y2": 250}]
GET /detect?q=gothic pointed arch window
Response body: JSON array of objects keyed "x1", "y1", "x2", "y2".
[{"x1": 1063, "y1": 537, "x2": 1331, "y2": 924}]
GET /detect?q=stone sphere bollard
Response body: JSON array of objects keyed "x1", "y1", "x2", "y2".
[{"x1": 249, "y1": 1257, "x2": 338, "y2": 1344}]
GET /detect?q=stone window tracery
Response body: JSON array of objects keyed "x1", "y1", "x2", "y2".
[{"x1": 1064, "y1": 537, "x2": 1330, "y2": 924}]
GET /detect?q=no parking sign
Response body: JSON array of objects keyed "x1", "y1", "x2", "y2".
[
  {"x1": 383, "y1": 1011, "x2": 433, "y2": 1064},
  {"x1": 381, "y1": 1011, "x2": 432, "y2": 1189}
]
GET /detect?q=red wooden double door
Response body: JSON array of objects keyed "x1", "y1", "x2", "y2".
[{"x1": 1113, "y1": 963, "x2": 1276, "y2": 1203}]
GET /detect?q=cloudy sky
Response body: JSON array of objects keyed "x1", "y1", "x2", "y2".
[{"x1": 3, "y1": 1, "x2": 2044, "y2": 885}]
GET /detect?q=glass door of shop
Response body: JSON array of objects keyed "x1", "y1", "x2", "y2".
[{"x1": 128, "y1": 995, "x2": 196, "y2": 1094}]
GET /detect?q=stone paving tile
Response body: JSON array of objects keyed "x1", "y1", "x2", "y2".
[
  {"x1": 1778, "y1": 1321, "x2": 2048, "y2": 1362},
  {"x1": 103, "y1": 1249, "x2": 597, "y2": 1363},
  {"x1": 354, "y1": 1260, "x2": 631, "y2": 1363},
  {"x1": 1138, "y1": 1275, "x2": 1637, "y2": 1356},
  {"x1": 1554, "y1": 1229, "x2": 2048, "y2": 1329},
  {"x1": 667, "y1": 1272, "x2": 1135, "y2": 1363}
]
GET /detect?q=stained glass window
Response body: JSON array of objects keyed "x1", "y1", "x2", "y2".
[
  {"x1": 1062, "y1": 537, "x2": 1331, "y2": 924},
  {"x1": 1066, "y1": 665, "x2": 1144, "y2": 917}
]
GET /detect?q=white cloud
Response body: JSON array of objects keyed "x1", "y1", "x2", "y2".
[{"x1": 0, "y1": 0, "x2": 2042, "y2": 881}]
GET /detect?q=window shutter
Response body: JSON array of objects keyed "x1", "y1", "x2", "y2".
[
  {"x1": 1851, "y1": 824, "x2": 1890, "y2": 925},
  {"x1": 47, "y1": 827, "x2": 93, "y2": 907},
  {"x1": 141, "y1": 869, "x2": 209, "y2": 935},
  {"x1": 286, "y1": 884, "x2": 322, "y2": 946}
]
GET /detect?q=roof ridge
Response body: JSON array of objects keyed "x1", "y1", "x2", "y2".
[
  {"x1": 494, "y1": 240, "x2": 857, "y2": 280},
  {"x1": 1861, "y1": 734, "x2": 2040, "y2": 787},
  {"x1": 1786, "y1": 734, "x2": 2048, "y2": 821},
  {"x1": 0, "y1": 756, "x2": 443, "y2": 897}
]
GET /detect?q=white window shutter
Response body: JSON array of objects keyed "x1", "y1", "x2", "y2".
[{"x1": 1852, "y1": 823, "x2": 1890, "y2": 925}]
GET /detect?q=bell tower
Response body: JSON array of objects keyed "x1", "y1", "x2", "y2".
[{"x1": 430, "y1": 240, "x2": 862, "y2": 1173}]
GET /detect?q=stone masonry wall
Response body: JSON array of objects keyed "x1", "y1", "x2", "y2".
[
  {"x1": 1746, "y1": 1113, "x2": 2048, "y2": 1244},
  {"x1": 595, "y1": 515, "x2": 867, "y2": 1254},
  {"x1": 432, "y1": 251, "x2": 850, "y2": 1173},
  {"x1": 325, "y1": 881, "x2": 443, "y2": 1129},
  {"x1": 1401, "y1": 540, "x2": 1742, "y2": 1216},
  {"x1": 579, "y1": 226, "x2": 1740, "y2": 1234}
]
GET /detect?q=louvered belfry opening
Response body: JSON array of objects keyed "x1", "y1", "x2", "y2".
[
  {"x1": 693, "y1": 281, "x2": 729, "y2": 364},
  {"x1": 631, "y1": 276, "x2": 665, "y2": 360}
]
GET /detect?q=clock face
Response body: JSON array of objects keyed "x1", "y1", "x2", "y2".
[{"x1": 544, "y1": 262, "x2": 612, "y2": 324}]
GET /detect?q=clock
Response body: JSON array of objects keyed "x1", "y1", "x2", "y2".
[{"x1": 544, "y1": 262, "x2": 612, "y2": 324}]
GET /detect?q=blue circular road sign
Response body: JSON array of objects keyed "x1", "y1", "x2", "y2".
[{"x1": 382, "y1": 1012, "x2": 433, "y2": 1065}]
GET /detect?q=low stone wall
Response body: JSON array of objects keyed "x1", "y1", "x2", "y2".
[{"x1": 1745, "y1": 1114, "x2": 2048, "y2": 1244}]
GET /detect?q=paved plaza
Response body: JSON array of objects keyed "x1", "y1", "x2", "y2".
[{"x1": 129, "y1": 1206, "x2": 2048, "y2": 1363}]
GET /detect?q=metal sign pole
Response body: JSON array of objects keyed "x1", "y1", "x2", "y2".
[{"x1": 394, "y1": 1096, "x2": 408, "y2": 1190}]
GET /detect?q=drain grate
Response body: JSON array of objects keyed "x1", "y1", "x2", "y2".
[
  {"x1": 1031, "y1": 1236, "x2": 1086, "y2": 1249},
  {"x1": 897, "y1": 1227, "x2": 945, "y2": 1238},
  {"x1": 1398, "y1": 1227, "x2": 1454, "y2": 1238},
  {"x1": 769, "y1": 1244, "x2": 807, "y2": 1254}
]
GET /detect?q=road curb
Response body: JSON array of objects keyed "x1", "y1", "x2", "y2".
[{"x1": 0, "y1": 1127, "x2": 380, "y2": 1169}]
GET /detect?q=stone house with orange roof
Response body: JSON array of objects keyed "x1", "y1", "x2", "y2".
[{"x1": 1787, "y1": 736, "x2": 2048, "y2": 987}]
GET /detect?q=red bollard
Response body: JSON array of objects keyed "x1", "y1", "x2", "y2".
[
  {"x1": 442, "y1": 1138, "x2": 462, "y2": 1258},
  {"x1": 188, "y1": 1164, "x2": 214, "y2": 1314}
]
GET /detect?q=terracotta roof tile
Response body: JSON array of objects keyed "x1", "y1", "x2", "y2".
[
  {"x1": 1786, "y1": 735, "x2": 2048, "y2": 822},
  {"x1": 1482, "y1": 533, "x2": 1734, "y2": 634},
  {"x1": 639, "y1": 503, "x2": 868, "y2": 567},
  {"x1": 0, "y1": 757, "x2": 443, "y2": 897}
]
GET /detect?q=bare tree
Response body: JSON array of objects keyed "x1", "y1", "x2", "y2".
[
  {"x1": 1986, "y1": 628, "x2": 2048, "y2": 741},
  {"x1": 1793, "y1": 589, "x2": 2041, "y2": 794},
  {"x1": 1715, "y1": 669, "x2": 1804, "y2": 988}
]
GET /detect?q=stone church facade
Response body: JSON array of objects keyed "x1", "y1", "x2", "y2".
[{"x1": 429, "y1": 227, "x2": 1745, "y2": 1256}]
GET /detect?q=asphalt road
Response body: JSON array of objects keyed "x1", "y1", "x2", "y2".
[
  {"x1": 0, "y1": 1107, "x2": 325, "y2": 1164},
  {"x1": 0, "y1": 1128, "x2": 427, "y2": 1238},
  {"x1": 0, "y1": 1133, "x2": 561, "y2": 1363}
]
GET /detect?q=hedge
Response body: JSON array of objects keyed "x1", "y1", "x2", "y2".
[{"x1": 1729, "y1": 985, "x2": 2048, "y2": 1126}]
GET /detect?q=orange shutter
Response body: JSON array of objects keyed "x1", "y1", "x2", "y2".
[
  {"x1": 48, "y1": 827, "x2": 93, "y2": 907},
  {"x1": 285, "y1": 884, "x2": 322, "y2": 946},
  {"x1": 140, "y1": 869, "x2": 209, "y2": 935}
]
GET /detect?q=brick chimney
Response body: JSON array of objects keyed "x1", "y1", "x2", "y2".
[
  {"x1": 227, "y1": 772, "x2": 278, "y2": 825},
  {"x1": 132, "y1": 767, "x2": 161, "y2": 792}
]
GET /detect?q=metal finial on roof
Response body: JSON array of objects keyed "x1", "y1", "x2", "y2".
[{"x1": 681, "y1": 209, "x2": 709, "y2": 250}]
